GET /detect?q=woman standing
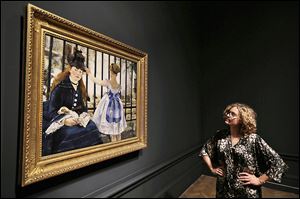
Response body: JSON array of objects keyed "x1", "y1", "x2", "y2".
[
  {"x1": 85, "y1": 63, "x2": 127, "y2": 142},
  {"x1": 200, "y1": 103, "x2": 288, "y2": 198}
]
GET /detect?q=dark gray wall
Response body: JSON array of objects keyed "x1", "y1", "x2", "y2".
[
  {"x1": 1, "y1": 1, "x2": 202, "y2": 198},
  {"x1": 193, "y1": 1, "x2": 299, "y2": 189},
  {"x1": 1, "y1": 1, "x2": 298, "y2": 198}
]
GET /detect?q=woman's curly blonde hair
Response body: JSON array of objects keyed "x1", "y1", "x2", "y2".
[{"x1": 223, "y1": 103, "x2": 257, "y2": 135}]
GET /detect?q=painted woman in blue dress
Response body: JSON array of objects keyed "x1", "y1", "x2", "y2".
[
  {"x1": 42, "y1": 49, "x2": 103, "y2": 155},
  {"x1": 85, "y1": 63, "x2": 127, "y2": 142}
]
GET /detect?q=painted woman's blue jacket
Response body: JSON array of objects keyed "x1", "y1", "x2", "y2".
[{"x1": 42, "y1": 76, "x2": 103, "y2": 155}]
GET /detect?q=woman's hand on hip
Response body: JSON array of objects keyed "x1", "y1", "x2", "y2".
[
  {"x1": 211, "y1": 167, "x2": 224, "y2": 177},
  {"x1": 238, "y1": 172, "x2": 261, "y2": 186}
]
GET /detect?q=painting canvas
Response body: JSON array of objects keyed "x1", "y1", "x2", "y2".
[
  {"x1": 42, "y1": 35, "x2": 138, "y2": 155},
  {"x1": 21, "y1": 4, "x2": 147, "y2": 186}
]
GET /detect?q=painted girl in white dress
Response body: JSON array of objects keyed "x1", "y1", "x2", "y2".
[{"x1": 85, "y1": 63, "x2": 127, "y2": 142}]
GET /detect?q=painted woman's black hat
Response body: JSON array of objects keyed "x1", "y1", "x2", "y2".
[{"x1": 67, "y1": 48, "x2": 86, "y2": 71}]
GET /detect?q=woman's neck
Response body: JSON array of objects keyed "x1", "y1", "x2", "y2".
[
  {"x1": 110, "y1": 73, "x2": 117, "y2": 81},
  {"x1": 230, "y1": 126, "x2": 241, "y2": 137},
  {"x1": 69, "y1": 76, "x2": 79, "y2": 85}
]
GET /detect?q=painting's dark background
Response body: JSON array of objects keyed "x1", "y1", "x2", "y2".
[{"x1": 1, "y1": 1, "x2": 298, "y2": 197}]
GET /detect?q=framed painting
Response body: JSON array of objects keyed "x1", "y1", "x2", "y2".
[{"x1": 21, "y1": 4, "x2": 147, "y2": 186}]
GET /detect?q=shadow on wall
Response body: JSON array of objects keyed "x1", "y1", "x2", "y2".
[{"x1": 15, "y1": 151, "x2": 140, "y2": 197}]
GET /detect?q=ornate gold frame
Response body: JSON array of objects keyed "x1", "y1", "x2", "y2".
[{"x1": 21, "y1": 4, "x2": 147, "y2": 186}]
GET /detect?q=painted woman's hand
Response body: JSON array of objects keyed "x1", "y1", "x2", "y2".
[
  {"x1": 64, "y1": 118, "x2": 79, "y2": 126},
  {"x1": 238, "y1": 172, "x2": 261, "y2": 186},
  {"x1": 211, "y1": 167, "x2": 224, "y2": 177},
  {"x1": 85, "y1": 67, "x2": 91, "y2": 74}
]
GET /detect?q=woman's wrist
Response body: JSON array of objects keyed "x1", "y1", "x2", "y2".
[
  {"x1": 258, "y1": 177, "x2": 266, "y2": 185},
  {"x1": 258, "y1": 174, "x2": 269, "y2": 186}
]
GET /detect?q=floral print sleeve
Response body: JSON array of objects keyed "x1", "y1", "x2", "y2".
[
  {"x1": 255, "y1": 135, "x2": 288, "y2": 183},
  {"x1": 199, "y1": 134, "x2": 216, "y2": 158},
  {"x1": 199, "y1": 130, "x2": 227, "y2": 165}
]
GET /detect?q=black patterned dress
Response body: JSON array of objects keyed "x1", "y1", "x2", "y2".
[{"x1": 199, "y1": 129, "x2": 288, "y2": 198}]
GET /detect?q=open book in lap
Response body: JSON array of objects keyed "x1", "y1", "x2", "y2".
[{"x1": 45, "y1": 106, "x2": 91, "y2": 135}]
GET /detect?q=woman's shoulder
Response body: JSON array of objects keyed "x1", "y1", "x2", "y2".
[
  {"x1": 246, "y1": 133, "x2": 261, "y2": 139},
  {"x1": 214, "y1": 129, "x2": 229, "y2": 140},
  {"x1": 107, "y1": 80, "x2": 121, "y2": 90},
  {"x1": 245, "y1": 133, "x2": 263, "y2": 144},
  {"x1": 51, "y1": 79, "x2": 72, "y2": 96},
  {"x1": 57, "y1": 78, "x2": 72, "y2": 89}
]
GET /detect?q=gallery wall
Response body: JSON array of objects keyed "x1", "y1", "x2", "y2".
[
  {"x1": 193, "y1": 1, "x2": 299, "y2": 189},
  {"x1": 1, "y1": 1, "x2": 202, "y2": 198},
  {"x1": 1, "y1": 1, "x2": 298, "y2": 198}
]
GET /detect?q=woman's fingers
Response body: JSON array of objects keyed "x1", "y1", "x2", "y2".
[
  {"x1": 211, "y1": 167, "x2": 224, "y2": 177},
  {"x1": 239, "y1": 178, "x2": 249, "y2": 182},
  {"x1": 216, "y1": 168, "x2": 224, "y2": 176},
  {"x1": 241, "y1": 181, "x2": 251, "y2": 185},
  {"x1": 218, "y1": 169, "x2": 223, "y2": 175},
  {"x1": 65, "y1": 118, "x2": 79, "y2": 126},
  {"x1": 70, "y1": 119, "x2": 76, "y2": 125},
  {"x1": 239, "y1": 172, "x2": 250, "y2": 176}
]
